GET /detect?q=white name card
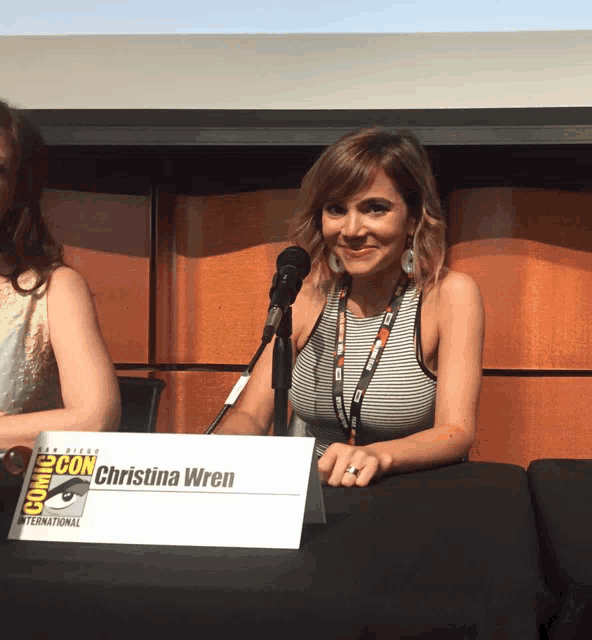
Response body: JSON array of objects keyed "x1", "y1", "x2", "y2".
[{"x1": 8, "y1": 431, "x2": 325, "y2": 549}]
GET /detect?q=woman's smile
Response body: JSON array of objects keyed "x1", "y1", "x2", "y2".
[{"x1": 340, "y1": 246, "x2": 376, "y2": 258}]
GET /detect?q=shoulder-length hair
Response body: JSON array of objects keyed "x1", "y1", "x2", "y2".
[
  {"x1": 0, "y1": 99, "x2": 64, "y2": 294},
  {"x1": 290, "y1": 127, "x2": 447, "y2": 294}
]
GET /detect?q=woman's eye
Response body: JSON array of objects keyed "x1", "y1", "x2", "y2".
[
  {"x1": 323, "y1": 204, "x2": 345, "y2": 216},
  {"x1": 366, "y1": 203, "x2": 389, "y2": 214}
]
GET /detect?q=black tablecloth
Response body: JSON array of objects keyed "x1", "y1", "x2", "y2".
[
  {"x1": 528, "y1": 459, "x2": 592, "y2": 639},
  {"x1": 1, "y1": 462, "x2": 555, "y2": 640}
]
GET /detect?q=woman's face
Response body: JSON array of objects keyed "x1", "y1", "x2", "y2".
[
  {"x1": 321, "y1": 169, "x2": 415, "y2": 281},
  {"x1": 0, "y1": 129, "x2": 16, "y2": 217}
]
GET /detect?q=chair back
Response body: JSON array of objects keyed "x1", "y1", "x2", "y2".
[{"x1": 118, "y1": 376, "x2": 166, "y2": 433}]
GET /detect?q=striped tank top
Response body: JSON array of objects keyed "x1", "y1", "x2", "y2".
[{"x1": 289, "y1": 282, "x2": 437, "y2": 457}]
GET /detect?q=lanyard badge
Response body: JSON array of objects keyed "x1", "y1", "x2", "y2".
[{"x1": 332, "y1": 273, "x2": 409, "y2": 445}]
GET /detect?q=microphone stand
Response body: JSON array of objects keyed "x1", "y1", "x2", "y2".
[
  {"x1": 204, "y1": 339, "x2": 267, "y2": 435},
  {"x1": 206, "y1": 246, "x2": 310, "y2": 436},
  {"x1": 272, "y1": 306, "x2": 292, "y2": 437}
]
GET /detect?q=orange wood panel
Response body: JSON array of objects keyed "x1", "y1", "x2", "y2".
[
  {"x1": 156, "y1": 189, "x2": 299, "y2": 365},
  {"x1": 471, "y1": 376, "x2": 592, "y2": 468},
  {"x1": 448, "y1": 187, "x2": 592, "y2": 370},
  {"x1": 116, "y1": 371, "x2": 152, "y2": 378},
  {"x1": 43, "y1": 189, "x2": 151, "y2": 364},
  {"x1": 154, "y1": 371, "x2": 241, "y2": 434}
]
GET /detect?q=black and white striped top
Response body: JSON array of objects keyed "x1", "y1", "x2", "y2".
[{"x1": 289, "y1": 283, "x2": 437, "y2": 457}]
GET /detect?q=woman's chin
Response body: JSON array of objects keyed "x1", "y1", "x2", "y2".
[
  {"x1": 342, "y1": 261, "x2": 381, "y2": 277},
  {"x1": 342, "y1": 262, "x2": 402, "y2": 285}
]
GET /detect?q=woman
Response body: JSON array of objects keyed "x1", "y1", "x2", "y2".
[
  {"x1": 0, "y1": 99, "x2": 120, "y2": 450},
  {"x1": 221, "y1": 128, "x2": 484, "y2": 487}
]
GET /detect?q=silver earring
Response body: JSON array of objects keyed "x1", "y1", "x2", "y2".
[
  {"x1": 328, "y1": 253, "x2": 345, "y2": 274},
  {"x1": 401, "y1": 248, "x2": 415, "y2": 275}
]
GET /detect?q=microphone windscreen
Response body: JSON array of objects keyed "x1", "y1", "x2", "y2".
[{"x1": 276, "y1": 246, "x2": 311, "y2": 279}]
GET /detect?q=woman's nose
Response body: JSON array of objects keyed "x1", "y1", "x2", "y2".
[{"x1": 342, "y1": 211, "x2": 366, "y2": 237}]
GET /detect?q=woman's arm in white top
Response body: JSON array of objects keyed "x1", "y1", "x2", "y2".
[{"x1": 0, "y1": 267, "x2": 121, "y2": 449}]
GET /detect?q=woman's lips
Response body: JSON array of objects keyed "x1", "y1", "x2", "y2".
[{"x1": 340, "y1": 247, "x2": 376, "y2": 258}]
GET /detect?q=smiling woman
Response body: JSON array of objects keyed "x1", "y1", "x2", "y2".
[
  {"x1": 0, "y1": 99, "x2": 121, "y2": 449},
  {"x1": 219, "y1": 127, "x2": 484, "y2": 488},
  {"x1": 320, "y1": 170, "x2": 415, "y2": 315}
]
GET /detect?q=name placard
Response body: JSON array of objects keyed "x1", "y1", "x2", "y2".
[{"x1": 8, "y1": 431, "x2": 325, "y2": 549}]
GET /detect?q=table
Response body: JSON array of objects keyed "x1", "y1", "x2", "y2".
[
  {"x1": 1, "y1": 462, "x2": 555, "y2": 640},
  {"x1": 528, "y1": 459, "x2": 592, "y2": 640}
]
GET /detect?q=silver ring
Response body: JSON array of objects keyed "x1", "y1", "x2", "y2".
[{"x1": 345, "y1": 465, "x2": 361, "y2": 477}]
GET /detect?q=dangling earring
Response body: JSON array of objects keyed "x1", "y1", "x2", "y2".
[
  {"x1": 401, "y1": 236, "x2": 415, "y2": 275},
  {"x1": 328, "y1": 252, "x2": 345, "y2": 274}
]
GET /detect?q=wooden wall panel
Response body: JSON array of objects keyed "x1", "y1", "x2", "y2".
[
  {"x1": 471, "y1": 376, "x2": 592, "y2": 468},
  {"x1": 154, "y1": 371, "x2": 240, "y2": 434},
  {"x1": 156, "y1": 189, "x2": 299, "y2": 365},
  {"x1": 153, "y1": 372, "x2": 592, "y2": 458},
  {"x1": 43, "y1": 189, "x2": 151, "y2": 364},
  {"x1": 448, "y1": 187, "x2": 592, "y2": 370},
  {"x1": 116, "y1": 371, "x2": 151, "y2": 378}
]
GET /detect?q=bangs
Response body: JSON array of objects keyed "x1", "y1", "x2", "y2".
[{"x1": 312, "y1": 147, "x2": 381, "y2": 208}]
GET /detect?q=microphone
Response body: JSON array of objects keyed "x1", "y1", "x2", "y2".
[{"x1": 262, "y1": 247, "x2": 311, "y2": 344}]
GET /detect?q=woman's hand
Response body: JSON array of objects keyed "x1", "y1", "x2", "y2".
[{"x1": 318, "y1": 442, "x2": 393, "y2": 487}]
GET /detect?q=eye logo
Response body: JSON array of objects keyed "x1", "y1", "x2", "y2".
[
  {"x1": 21, "y1": 454, "x2": 96, "y2": 518},
  {"x1": 43, "y1": 477, "x2": 91, "y2": 517}
]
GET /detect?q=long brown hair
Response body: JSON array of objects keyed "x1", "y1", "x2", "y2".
[
  {"x1": 290, "y1": 127, "x2": 447, "y2": 294},
  {"x1": 0, "y1": 99, "x2": 64, "y2": 294}
]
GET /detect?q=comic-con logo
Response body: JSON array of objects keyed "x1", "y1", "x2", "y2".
[{"x1": 21, "y1": 454, "x2": 97, "y2": 518}]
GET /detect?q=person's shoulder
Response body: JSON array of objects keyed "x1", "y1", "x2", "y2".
[
  {"x1": 9, "y1": 267, "x2": 81, "y2": 296},
  {"x1": 437, "y1": 270, "x2": 481, "y2": 303},
  {"x1": 428, "y1": 271, "x2": 484, "y2": 331},
  {"x1": 49, "y1": 266, "x2": 88, "y2": 289},
  {"x1": 293, "y1": 279, "x2": 327, "y2": 320},
  {"x1": 292, "y1": 279, "x2": 328, "y2": 348},
  {"x1": 47, "y1": 266, "x2": 93, "y2": 303},
  {"x1": 422, "y1": 270, "x2": 482, "y2": 315},
  {"x1": 300, "y1": 279, "x2": 328, "y2": 304}
]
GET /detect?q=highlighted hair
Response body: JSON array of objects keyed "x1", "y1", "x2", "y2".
[{"x1": 290, "y1": 128, "x2": 447, "y2": 294}]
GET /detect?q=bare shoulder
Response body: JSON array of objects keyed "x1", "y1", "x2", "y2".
[
  {"x1": 47, "y1": 266, "x2": 92, "y2": 298},
  {"x1": 430, "y1": 271, "x2": 484, "y2": 339},
  {"x1": 292, "y1": 279, "x2": 328, "y2": 350},
  {"x1": 437, "y1": 270, "x2": 482, "y2": 306},
  {"x1": 293, "y1": 280, "x2": 327, "y2": 321},
  {"x1": 299, "y1": 279, "x2": 327, "y2": 306},
  {"x1": 47, "y1": 267, "x2": 98, "y2": 322},
  {"x1": 422, "y1": 270, "x2": 481, "y2": 308}
]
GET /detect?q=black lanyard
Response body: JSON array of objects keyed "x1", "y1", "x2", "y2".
[{"x1": 332, "y1": 273, "x2": 409, "y2": 445}]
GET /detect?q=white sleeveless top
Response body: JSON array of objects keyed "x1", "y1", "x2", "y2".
[
  {"x1": 289, "y1": 283, "x2": 437, "y2": 456},
  {"x1": 0, "y1": 271, "x2": 63, "y2": 417}
]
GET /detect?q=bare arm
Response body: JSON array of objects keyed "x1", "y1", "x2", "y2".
[
  {"x1": 0, "y1": 267, "x2": 121, "y2": 449},
  {"x1": 362, "y1": 271, "x2": 484, "y2": 475},
  {"x1": 217, "y1": 340, "x2": 276, "y2": 436}
]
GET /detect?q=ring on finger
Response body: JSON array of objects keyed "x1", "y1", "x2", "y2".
[{"x1": 345, "y1": 465, "x2": 361, "y2": 477}]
